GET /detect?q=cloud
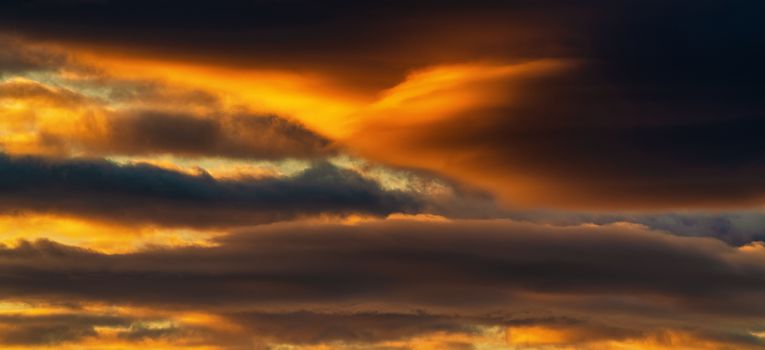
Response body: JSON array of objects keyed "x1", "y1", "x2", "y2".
[
  {"x1": 0, "y1": 219, "x2": 763, "y2": 348},
  {"x1": 1, "y1": 2, "x2": 765, "y2": 348},
  {"x1": 0, "y1": 311, "x2": 240, "y2": 348},
  {"x1": 0, "y1": 154, "x2": 421, "y2": 227},
  {"x1": 0, "y1": 79, "x2": 89, "y2": 107},
  {"x1": 4, "y1": 2, "x2": 764, "y2": 209},
  {"x1": 227, "y1": 311, "x2": 479, "y2": 345},
  {"x1": 348, "y1": 10, "x2": 765, "y2": 209},
  {"x1": 0, "y1": 35, "x2": 68, "y2": 77},
  {"x1": 0, "y1": 79, "x2": 335, "y2": 160},
  {"x1": 43, "y1": 110, "x2": 335, "y2": 159},
  {"x1": 0, "y1": 309, "x2": 759, "y2": 349},
  {"x1": 0, "y1": 314, "x2": 128, "y2": 346},
  {"x1": 479, "y1": 209, "x2": 765, "y2": 246},
  {"x1": 537, "y1": 211, "x2": 765, "y2": 246}
]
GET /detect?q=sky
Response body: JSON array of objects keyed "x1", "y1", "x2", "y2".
[{"x1": 0, "y1": 0, "x2": 764, "y2": 349}]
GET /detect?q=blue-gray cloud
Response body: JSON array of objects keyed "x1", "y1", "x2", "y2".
[{"x1": 0, "y1": 154, "x2": 421, "y2": 227}]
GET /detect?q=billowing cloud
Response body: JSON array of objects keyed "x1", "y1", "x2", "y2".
[{"x1": 0, "y1": 154, "x2": 420, "y2": 227}]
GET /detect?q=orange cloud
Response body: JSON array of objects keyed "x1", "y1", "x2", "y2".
[
  {"x1": 71, "y1": 51, "x2": 366, "y2": 138},
  {"x1": 344, "y1": 60, "x2": 574, "y2": 209}
]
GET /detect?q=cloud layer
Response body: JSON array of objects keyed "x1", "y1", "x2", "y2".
[
  {"x1": 0, "y1": 219, "x2": 764, "y2": 348},
  {"x1": 0, "y1": 154, "x2": 420, "y2": 227}
]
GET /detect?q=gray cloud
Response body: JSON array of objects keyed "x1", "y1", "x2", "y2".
[{"x1": 492, "y1": 210, "x2": 765, "y2": 246}]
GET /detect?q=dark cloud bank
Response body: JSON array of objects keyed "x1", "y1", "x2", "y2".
[
  {"x1": 1, "y1": 220, "x2": 765, "y2": 347},
  {"x1": 5, "y1": 220, "x2": 763, "y2": 308},
  {"x1": 0, "y1": 154, "x2": 420, "y2": 227}
]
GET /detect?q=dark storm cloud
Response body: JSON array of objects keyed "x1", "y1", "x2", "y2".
[
  {"x1": 0, "y1": 154, "x2": 421, "y2": 227},
  {"x1": 0, "y1": 220, "x2": 764, "y2": 347}
]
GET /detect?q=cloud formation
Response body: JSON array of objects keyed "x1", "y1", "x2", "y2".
[
  {"x1": 45, "y1": 110, "x2": 334, "y2": 159},
  {"x1": 0, "y1": 314, "x2": 128, "y2": 346},
  {"x1": 0, "y1": 220, "x2": 763, "y2": 348},
  {"x1": 0, "y1": 2, "x2": 764, "y2": 349},
  {"x1": 0, "y1": 79, "x2": 335, "y2": 160},
  {"x1": 0, "y1": 154, "x2": 420, "y2": 227},
  {"x1": 3, "y1": 2, "x2": 764, "y2": 208},
  {"x1": 0, "y1": 35, "x2": 67, "y2": 77}
]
